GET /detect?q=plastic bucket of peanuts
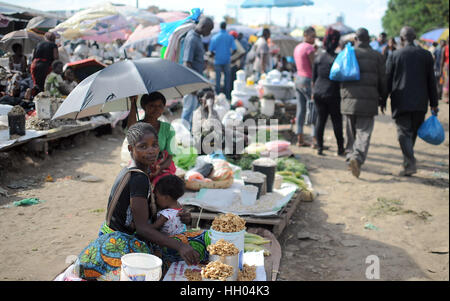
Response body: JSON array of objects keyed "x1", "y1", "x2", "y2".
[
  {"x1": 209, "y1": 213, "x2": 247, "y2": 269},
  {"x1": 209, "y1": 229, "x2": 245, "y2": 269},
  {"x1": 207, "y1": 239, "x2": 240, "y2": 281}
]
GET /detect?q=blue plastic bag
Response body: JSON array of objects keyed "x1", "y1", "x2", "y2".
[
  {"x1": 158, "y1": 8, "x2": 203, "y2": 47},
  {"x1": 329, "y1": 42, "x2": 360, "y2": 81},
  {"x1": 418, "y1": 113, "x2": 445, "y2": 145}
]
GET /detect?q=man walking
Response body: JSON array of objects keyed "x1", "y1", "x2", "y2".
[
  {"x1": 252, "y1": 28, "x2": 272, "y2": 79},
  {"x1": 341, "y1": 28, "x2": 387, "y2": 178},
  {"x1": 209, "y1": 22, "x2": 236, "y2": 100},
  {"x1": 181, "y1": 17, "x2": 214, "y2": 130},
  {"x1": 386, "y1": 26, "x2": 439, "y2": 176}
]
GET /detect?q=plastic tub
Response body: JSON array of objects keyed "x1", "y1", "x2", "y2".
[
  {"x1": 260, "y1": 97, "x2": 275, "y2": 117},
  {"x1": 252, "y1": 158, "x2": 277, "y2": 192},
  {"x1": 120, "y1": 253, "x2": 162, "y2": 281},
  {"x1": 209, "y1": 228, "x2": 245, "y2": 269},
  {"x1": 209, "y1": 254, "x2": 239, "y2": 281},
  {"x1": 241, "y1": 185, "x2": 258, "y2": 206}
]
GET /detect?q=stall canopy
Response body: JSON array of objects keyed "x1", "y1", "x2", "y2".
[
  {"x1": 51, "y1": 2, "x2": 161, "y2": 42},
  {"x1": 156, "y1": 11, "x2": 189, "y2": 23},
  {"x1": 327, "y1": 20, "x2": 354, "y2": 35},
  {"x1": 420, "y1": 28, "x2": 449, "y2": 43},
  {"x1": 26, "y1": 16, "x2": 59, "y2": 34},
  {"x1": 120, "y1": 24, "x2": 161, "y2": 53}
]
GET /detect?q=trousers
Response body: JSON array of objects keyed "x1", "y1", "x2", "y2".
[
  {"x1": 214, "y1": 63, "x2": 231, "y2": 99},
  {"x1": 314, "y1": 96, "x2": 344, "y2": 151},
  {"x1": 345, "y1": 114, "x2": 375, "y2": 165},
  {"x1": 393, "y1": 111, "x2": 426, "y2": 171}
]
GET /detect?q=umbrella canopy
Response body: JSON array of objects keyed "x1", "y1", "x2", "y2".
[
  {"x1": 420, "y1": 28, "x2": 449, "y2": 43},
  {"x1": 26, "y1": 16, "x2": 58, "y2": 34},
  {"x1": 156, "y1": 11, "x2": 190, "y2": 23},
  {"x1": 121, "y1": 24, "x2": 161, "y2": 52},
  {"x1": 0, "y1": 29, "x2": 44, "y2": 54},
  {"x1": 327, "y1": 21, "x2": 354, "y2": 35},
  {"x1": 312, "y1": 24, "x2": 326, "y2": 37},
  {"x1": 270, "y1": 34, "x2": 300, "y2": 57},
  {"x1": 53, "y1": 58, "x2": 212, "y2": 120},
  {"x1": 0, "y1": 13, "x2": 10, "y2": 28},
  {"x1": 241, "y1": 0, "x2": 314, "y2": 8},
  {"x1": 290, "y1": 28, "x2": 303, "y2": 38},
  {"x1": 51, "y1": 2, "x2": 160, "y2": 41}
]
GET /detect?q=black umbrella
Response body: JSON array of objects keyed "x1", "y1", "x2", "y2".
[{"x1": 53, "y1": 58, "x2": 212, "y2": 119}]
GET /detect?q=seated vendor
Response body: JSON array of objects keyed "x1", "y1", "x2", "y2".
[
  {"x1": 127, "y1": 92, "x2": 177, "y2": 186},
  {"x1": 44, "y1": 60, "x2": 71, "y2": 97},
  {"x1": 75, "y1": 123, "x2": 209, "y2": 281}
]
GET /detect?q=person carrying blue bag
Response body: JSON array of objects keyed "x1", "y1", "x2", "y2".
[
  {"x1": 386, "y1": 26, "x2": 439, "y2": 177},
  {"x1": 339, "y1": 28, "x2": 388, "y2": 178}
]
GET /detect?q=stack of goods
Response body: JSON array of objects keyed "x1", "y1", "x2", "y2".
[
  {"x1": 207, "y1": 239, "x2": 240, "y2": 280},
  {"x1": 231, "y1": 70, "x2": 258, "y2": 111}
]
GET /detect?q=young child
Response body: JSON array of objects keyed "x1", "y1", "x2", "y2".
[{"x1": 152, "y1": 174, "x2": 187, "y2": 235}]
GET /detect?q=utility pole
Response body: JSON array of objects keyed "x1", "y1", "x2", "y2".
[{"x1": 136, "y1": 0, "x2": 139, "y2": 8}]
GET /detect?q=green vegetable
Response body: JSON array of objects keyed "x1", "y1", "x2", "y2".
[
  {"x1": 276, "y1": 158, "x2": 308, "y2": 176},
  {"x1": 281, "y1": 175, "x2": 308, "y2": 191},
  {"x1": 173, "y1": 146, "x2": 197, "y2": 170},
  {"x1": 245, "y1": 232, "x2": 271, "y2": 245},
  {"x1": 226, "y1": 154, "x2": 260, "y2": 170}
]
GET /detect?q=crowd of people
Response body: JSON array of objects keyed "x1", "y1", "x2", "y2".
[{"x1": 0, "y1": 15, "x2": 448, "y2": 281}]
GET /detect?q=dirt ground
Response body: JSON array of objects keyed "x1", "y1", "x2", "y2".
[{"x1": 0, "y1": 101, "x2": 448, "y2": 281}]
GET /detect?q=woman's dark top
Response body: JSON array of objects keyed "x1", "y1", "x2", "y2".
[
  {"x1": 33, "y1": 41, "x2": 57, "y2": 62},
  {"x1": 312, "y1": 49, "x2": 341, "y2": 100},
  {"x1": 107, "y1": 167, "x2": 152, "y2": 235}
]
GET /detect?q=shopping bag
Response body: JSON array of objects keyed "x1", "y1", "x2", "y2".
[
  {"x1": 329, "y1": 42, "x2": 360, "y2": 81},
  {"x1": 418, "y1": 113, "x2": 445, "y2": 145}
]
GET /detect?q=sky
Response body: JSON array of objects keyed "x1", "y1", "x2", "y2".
[{"x1": 7, "y1": 0, "x2": 388, "y2": 35}]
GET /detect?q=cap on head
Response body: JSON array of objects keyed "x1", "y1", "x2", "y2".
[{"x1": 229, "y1": 30, "x2": 238, "y2": 38}]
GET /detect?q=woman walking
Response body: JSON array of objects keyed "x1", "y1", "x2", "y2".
[{"x1": 312, "y1": 28, "x2": 345, "y2": 156}]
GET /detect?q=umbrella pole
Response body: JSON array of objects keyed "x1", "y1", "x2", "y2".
[{"x1": 135, "y1": 98, "x2": 140, "y2": 122}]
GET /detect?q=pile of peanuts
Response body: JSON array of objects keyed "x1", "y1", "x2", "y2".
[
  {"x1": 211, "y1": 213, "x2": 246, "y2": 233},
  {"x1": 207, "y1": 239, "x2": 239, "y2": 256},
  {"x1": 201, "y1": 261, "x2": 234, "y2": 281}
]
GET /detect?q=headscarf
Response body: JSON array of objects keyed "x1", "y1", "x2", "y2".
[{"x1": 323, "y1": 27, "x2": 341, "y2": 53}]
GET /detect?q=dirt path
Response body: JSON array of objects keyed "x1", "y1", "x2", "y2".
[
  {"x1": 278, "y1": 101, "x2": 449, "y2": 281},
  {"x1": 0, "y1": 102, "x2": 448, "y2": 281}
]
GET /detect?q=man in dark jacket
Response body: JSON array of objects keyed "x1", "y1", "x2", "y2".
[
  {"x1": 386, "y1": 26, "x2": 439, "y2": 176},
  {"x1": 340, "y1": 28, "x2": 387, "y2": 178}
]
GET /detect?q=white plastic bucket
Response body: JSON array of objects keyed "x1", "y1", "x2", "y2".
[
  {"x1": 35, "y1": 97, "x2": 52, "y2": 119},
  {"x1": 209, "y1": 228, "x2": 245, "y2": 269},
  {"x1": 241, "y1": 185, "x2": 258, "y2": 206},
  {"x1": 260, "y1": 98, "x2": 275, "y2": 117},
  {"x1": 209, "y1": 254, "x2": 239, "y2": 281},
  {"x1": 120, "y1": 253, "x2": 162, "y2": 281}
]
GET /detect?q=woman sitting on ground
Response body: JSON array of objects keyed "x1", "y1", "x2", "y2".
[
  {"x1": 76, "y1": 123, "x2": 209, "y2": 280},
  {"x1": 127, "y1": 92, "x2": 177, "y2": 186}
]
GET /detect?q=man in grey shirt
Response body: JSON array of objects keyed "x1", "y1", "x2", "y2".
[{"x1": 180, "y1": 17, "x2": 214, "y2": 130}]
